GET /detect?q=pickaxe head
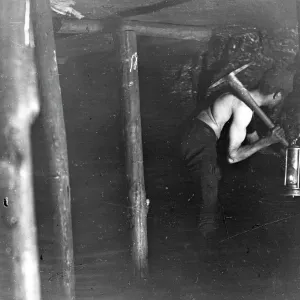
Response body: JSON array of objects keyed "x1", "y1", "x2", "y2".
[{"x1": 209, "y1": 63, "x2": 253, "y2": 90}]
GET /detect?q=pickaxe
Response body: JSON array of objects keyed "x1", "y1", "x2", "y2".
[{"x1": 208, "y1": 63, "x2": 289, "y2": 147}]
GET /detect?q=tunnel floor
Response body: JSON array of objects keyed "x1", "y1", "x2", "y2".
[
  {"x1": 30, "y1": 40, "x2": 300, "y2": 299},
  {"x1": 34, "y1": 152, "x2": 300, "y2": 300}
]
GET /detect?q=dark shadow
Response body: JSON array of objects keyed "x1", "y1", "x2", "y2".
[{"x1": 116, "y1": 0, "x2": 193, "y2": 18}]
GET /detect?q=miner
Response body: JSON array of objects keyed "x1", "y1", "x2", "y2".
[{"x1": 180, "y1": 68, "x2": 293, "y2": 237}]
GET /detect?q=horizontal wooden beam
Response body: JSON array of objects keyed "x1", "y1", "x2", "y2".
[
  {"x1": 123, "y1": 21, "x2": 212, "y2": 41},
  {"x1": 55, "y1": 33, "x2": 114, "y2": 61},
  {"x1": 57, "y1": 19, "x2": 105, "y2": 34},
  {"x1": 55, "y1": 19, "x2": 212, "y2": 62},
  {"x1": 56, "y1": 19, "x2": 213, "y2": 41}
]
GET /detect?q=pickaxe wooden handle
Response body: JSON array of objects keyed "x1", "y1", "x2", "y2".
[{"x1": 209, "y1": 63, "x2": 252, "y2": 89}]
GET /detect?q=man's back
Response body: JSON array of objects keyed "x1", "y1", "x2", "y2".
[{"x1": 197, "y1": 93, "x2": 254, "y2": 139}]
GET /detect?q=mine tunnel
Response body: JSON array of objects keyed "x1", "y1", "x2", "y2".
[{"x1": 2, "y1": 0, "x2": 300, "y2": 299}]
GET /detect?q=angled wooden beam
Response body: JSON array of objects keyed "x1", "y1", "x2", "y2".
[
  {"x1": 0, "y1": 1, "x2": 41, "y2": 299},
  {"x1": 31, "y1": 0, "x2": 75, "y2": 299}
]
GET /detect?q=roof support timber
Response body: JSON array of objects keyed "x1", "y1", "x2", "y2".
[
  {"x1": 0, "y1": 2, "x2": 41, "y2": 299},
  {"x1": 57, "y1": 19, "x2": 213, "y2": 42},
  {"x1": 32, "y1": 0, "x2": 76, "y2": 299},
  {"x1": 55, "y1": 19, "x2": 212, "y2": 63},
  {"x1": 55, "y1": 33, "x2": 114, "y2": 61},
  {"x1": 120, "y1": 29, "x2": 149, "y2": 278}
]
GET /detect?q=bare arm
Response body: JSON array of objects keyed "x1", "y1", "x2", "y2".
[
  {"x1": 228, "y1": 122, "x2": 275, "y2": 163},
  {"x1": 247, "y1": 125, "x2": 286, "y2": 158},
  {"x1": 246, "y1": 131, "x2": 275, "y2": 154},
  {"x1": 226, "y1": 97, "x2": 285, "y2": 163}
]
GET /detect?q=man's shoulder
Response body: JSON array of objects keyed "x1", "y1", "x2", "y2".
[
  {"x1": 214, "y1": 92, "x2": 235, "y2": 106},
  {"x1": 228, "y1": 94, "x2": 252, "y2": 111},
  {"x1": 231, "y1": 96, "x2": 253, "y2": 122},
  {"x1": 212, "y1": 92, "x2": 251, "y2": 116}
]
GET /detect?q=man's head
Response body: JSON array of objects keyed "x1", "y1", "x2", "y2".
[{"x1": 254, "y1": 67, "x2": 295, "y2": 108}]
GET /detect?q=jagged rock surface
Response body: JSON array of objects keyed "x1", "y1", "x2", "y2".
[{"x1": 173, "y1": 26, "x2": 299, "y2": 140}]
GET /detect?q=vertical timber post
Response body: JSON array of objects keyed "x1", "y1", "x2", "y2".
[
  {"x1": 0, "y1": 1, "x2": 41, "y2": 300},
  {"x1": 31, "y1": 0, "x2": 75, "y2": 299},
  {"x1": 120, "y1": 30, "x2": 149, "y2": 278}
]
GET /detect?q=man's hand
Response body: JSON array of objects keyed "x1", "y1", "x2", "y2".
[{"x1": 267, "y1": 126, "x2": 286, "y2": 145}]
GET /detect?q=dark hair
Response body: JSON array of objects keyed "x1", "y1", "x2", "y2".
[
  {"x1": 255, "y1": 67, "x2": 294, "y2": 97},
  {"x1": 256, "y1": 77, "x2": 281, "y2": 96}
]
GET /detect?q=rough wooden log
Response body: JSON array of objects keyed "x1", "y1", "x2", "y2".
[
  {"x1": 120, "y1": 30, "x2": 149, "y2": 278},
  {"x1": 57, "y1": 18, "x2": 105, "y2": 34},
  {"x1": 55, "y1": 33, "x2": 114, "y2": 59},
  {"x1": 31, "y1": 0, "x2": 75, "y2": 299},
  {"x1": 122, "y1": 20, "x2": 212, "y2": 41},
  {"x1": 0, "y1": 1, "x2": 41, "y2": 299},
  {"x1": 55, "y1": 19, "x2": 211, "y2": 61},
  {"x1": 57, "y1": 19, "x2": 213, "y2": 42}
]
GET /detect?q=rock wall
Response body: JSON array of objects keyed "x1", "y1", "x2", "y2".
[{"x1": 174, "y1": 25, "x2": 299, "y2": 141}]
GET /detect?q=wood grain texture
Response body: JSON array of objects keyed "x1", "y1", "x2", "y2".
[
  {"x1": 0, "y1": 1, "x2": 41, "y2": 299},
  {"x1": 120, "y1": 30, "x2": 149, "y2": 278},
  {"x1": 32, "y1": 0, "x2": 75, "y2": 299}
]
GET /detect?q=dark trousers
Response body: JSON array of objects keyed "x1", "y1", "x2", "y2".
[{"x1": 180, "y1": 118, "x2": 221, "y2": 215}]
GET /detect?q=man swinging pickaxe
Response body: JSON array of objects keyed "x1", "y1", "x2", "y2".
[{"x1": 180, "y1": 63, "x2": 288, "y2": 237}]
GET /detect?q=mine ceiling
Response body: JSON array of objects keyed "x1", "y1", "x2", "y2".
[{"x1": 53, "y1": 0, "x2": 297, "y2": 29}]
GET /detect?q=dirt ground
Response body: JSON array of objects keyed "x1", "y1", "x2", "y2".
[{"x1": 30, "y1": 37, "x2": 300, "y2": 300}]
